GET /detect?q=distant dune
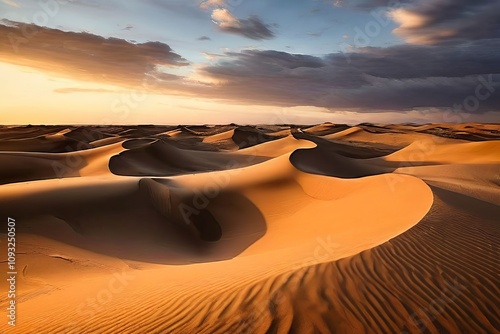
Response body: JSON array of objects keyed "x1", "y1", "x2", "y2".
[{"x1": 0, "y1": 123, "x2": 498, "y2": 333}]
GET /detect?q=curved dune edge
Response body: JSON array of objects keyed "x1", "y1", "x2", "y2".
[
  {"x1": 2, "y1": 155, "x2": 434, "y2": 333},
  {"x1": 0, "y1": 124, "x2": 498, "y2": 334},
  {"x1": 382, "y1": 140, "x2": 500, "y2": 164},
  {"x1": 235, "y1": 135, "x2": 316, "y2": 157},
  {"x1": 170, "y1": 152, "x2": 434, "y2": 263},
  {"x1": 198, "y1": 187, "x2": 500, "y2": 334}
]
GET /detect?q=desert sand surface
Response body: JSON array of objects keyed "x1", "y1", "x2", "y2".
[{"x1": 0, "y1": 123, "x2": 499, "y2": 333}]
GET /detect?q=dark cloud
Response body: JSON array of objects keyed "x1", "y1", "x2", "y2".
[
  {"x1": 226, "y1": 16, "x2": 275, "y2": 40},
  {"x1": 319, "y1": 75, "x2": 500, "y2": 112},
  {"x1": 0, "y1": 21, "x2": 188, "y2": 87},
  {"x1": 212, "y1": 11, "x2": 275, "y2": 40},
  {"x1": 199, "y1": 43, "x2": 500, "y2": 112},
  {"x1": 331, "y1": 40, "x2": 500, "y2": 79},
  {"x1": 212, "y1": 50, "x2": 325, "y2": 72},
  {"x1": 200, "y1": 2, "x2": 274, "y2": 40},
  {"x1": 197, "y1": 35, "x2": 211, "y2": 41},
  {"x1": 390, "y1": 0, "x2": 500, "y2": 44},
  {"x1": 343, "y1": 0, "x2": 500, "y2": 44},
  {"x1": 1, "y1": 19, "x2": 499, "y2": 116}
]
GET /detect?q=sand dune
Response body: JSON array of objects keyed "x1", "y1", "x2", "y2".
[
  {"x1": 0, "y1": 123, "x2": 498, "y2": 333},
  {"x1": 322, "y1": 124, "x2": 461, "y2": 148},
  {"x1": 237, "y1": 135, "x2": 316, "y2": 158},
  {"x1": 383, "y1": 140, "x2": 500, "y2": 164},
  {"x1": 231, "y1": 126, "x2": 286, "y2": 149},
  {"x1": 109, "y1": 139, "x2": 269, "y2": 176},
  {"x1": 303, "y1": 122, "x2": 351, "y2": 136},
  {"x1": 0, "y1": 140, "x2": 125, "y2": 184},
  {"x1": 0, "y1": 133, "x2": 92, "y2": 153}
]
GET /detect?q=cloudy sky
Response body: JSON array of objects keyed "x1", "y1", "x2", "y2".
[{"x1": 1, "y1": 0, "x2": 499, "y2": 124}]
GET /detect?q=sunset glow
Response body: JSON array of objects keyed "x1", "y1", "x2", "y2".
[{"x1": 1, "y1": 0, "x2": 498, "y2": 124}]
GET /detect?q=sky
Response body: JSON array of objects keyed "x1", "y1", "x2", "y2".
[{"x1": 0, "y1": 0, "x2": 499, "y2": 124}]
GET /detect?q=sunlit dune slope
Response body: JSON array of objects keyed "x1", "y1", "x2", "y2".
[{"x1": 0, "y1": 123, "x2": 498, "y2": 333}]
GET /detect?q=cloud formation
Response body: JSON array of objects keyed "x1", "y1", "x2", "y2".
[
  {"x1": 200, "y1": 0, "x2": 226, "y2": 10},
  {"x1": 122, "y1": 24, "x2": 134, "y2": 31},
  {"x1": 1, "y1": 17, "x2": 498, "y2": 116},
  {"x1": 212, "y1": 12, "x2": 275, "y2": 40},
  {"x1": 0, "y1": 21, "x2": 188, "y2": 87},
  {"x1": 2, "y1": 0, "x2": 19, "y2": 7},
  {"x1": 390, "y1": 0, "x2": 500, "y2": 44},
  {"x1": 199, "y1": 44, "x2": 500, "y2": 112},
  {"x1": 344, "y1": 0, "x2": 500, "y2": 45},
  {"x1": 200, "y1": 0, "x2": 274, "y2": 40}
]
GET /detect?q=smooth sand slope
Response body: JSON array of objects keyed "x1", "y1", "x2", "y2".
[{"x1": 0, "y1": 123, "x2": 498, "y2": 333}]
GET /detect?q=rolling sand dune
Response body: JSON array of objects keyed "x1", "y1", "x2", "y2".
[
  {"x1": 322, "y1": 125, "x2": 462, "y2": 149},
  {"x1": 303, "y1": 122, "x2": 351, "y2": 136},
  {"x1": 0, "y1": 133, "x2": 93, "y2": 153},
  {"x1": 0, "y1": 123, "x2": 498, "y2": 333},
  {"x1": 202, "y1": 129, "x2": 236, "y2": 145},
  {"x1": 231, "y1": 126, "x2": 286, "y2": 149},
  {"x1": 383, "y1": 140, "x2": 500, "y2": 164},
  {"x1": 109, "y1": 139, "x2": 269, "y2": 176}
]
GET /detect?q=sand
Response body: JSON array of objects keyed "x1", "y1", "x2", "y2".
[{"x1": 0, "y1": 123, "x2": 498, "y2": 333}]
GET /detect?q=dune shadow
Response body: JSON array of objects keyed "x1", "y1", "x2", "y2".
[
  {"x1": 232, "y1": 126, "x2": 283, "y2": 149},
  {"x1": 6, "y1": 179, "x2": 267, "y2": 265},
  {"x1": 290, "y1": 132, "x2": 391, "y2": 178},
  {"x1": 291, "y1": 132, "x2": 441, "y2": 178},
  {"x1": 109, "y1": 138, "x2": 268, "y2": 177}
]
